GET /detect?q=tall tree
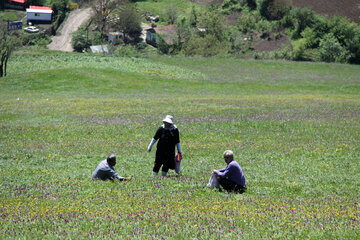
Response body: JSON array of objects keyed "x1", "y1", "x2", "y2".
[
  {"x1": 0, "y1": 15, "x2": 21, "y2": 78},
  {"x1": 91, "y1": 0, "x2": 125, "y2": 35},
  {"x1": 111, "y1": 2, "x2": 141, "y2": 41}
]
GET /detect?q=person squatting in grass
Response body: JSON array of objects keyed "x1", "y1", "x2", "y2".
[
  {"x1": 92, "y1": 154, "x2": 131, "y2": 182},
  {"x1": 210, "y1": 150, "x2": 246, "y2": 193},
  {"x1": 147, "y1": 115, "x2": 182, "y2": 177}
]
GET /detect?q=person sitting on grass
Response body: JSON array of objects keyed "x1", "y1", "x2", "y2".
[
  {"x1": 211, "y1": 150, "x2": 246, "y2": 193},
  {"x1": 92, "y1": 154, "x2": 131, "y2": 182}
]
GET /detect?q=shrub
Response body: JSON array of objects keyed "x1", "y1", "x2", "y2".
[
  {"x1": 226, "y1": 27, "x2": 251, "y2": 53},
  {"x1": 21, "y1": 32, "x2": 51, "y2": 47},
  {"x1": 71, "y1": 27, "x2": 91, "y2": 52},
  {"x1": 181, "y1": 34, "x2": 230, "y2": 57},
  {"x1": 282, "y1": 7, "x2": 317, "y2": 39},
  {"x1": 157, "y1": 35, "x2": 171, "y2": 54},
  {"x1": 114, "y1": 45, "x2": 140, "y2": 57},
  {"x1": 237, "y1": 10, "x2": 260, "y2": 33},
  {"x1": 319, "y1": 33, "x2": 350, "y2": 63},
  {"x1": 302, "y1": 48, "x2": 321, "y2": 62},
  {"x1": 221, "y1": 0, "x2": 244, "y2": 13},
  {"x1": 91, "y1": 31, "x2": 103, "y2": 45},
  {"x1": 326, "y1": 16, "x2": 360, "y2": 63},
  {"x1": 291, "y1": 38, "x2": 307, "y2": 61},
  {"x1": 300, "y1": 27, "x2": 318, "y2": 48},
  {"x1": 166, "y1": 5, "x2": 178, "y2": 24},
  {"x1": 50, "y1": 0, "x2": 69, "y2": 32},
  {"x1": 197, "y1": 7, "x2": 226, "y2": 42},
  {"x1": 258, "y1": 0, "x2": 291, "y2": 20}
]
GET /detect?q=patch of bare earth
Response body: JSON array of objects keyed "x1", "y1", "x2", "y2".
[
  {"x1": 292, "y1": 0, "x2": 360, "y2": 25},
  {"x1": 47, "y1": 8, "x2": 93, "y2": 52},
  {"x1": 252, "y1": 32, "x2": 291, "y2": 52}
]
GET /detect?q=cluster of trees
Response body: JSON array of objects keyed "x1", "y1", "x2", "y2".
[
  {"x1": 2, "y1": 0, "x2": 360, "y2": 65},
  {"x1": 70, "y1": 0, "x2": 360, "y2": 63},
  {"x1": 72, "y1": 0, "x2": 142, "y2": 52},
  {"x1": 154, "y1": 0, "x2": 360, "y2": 63}
]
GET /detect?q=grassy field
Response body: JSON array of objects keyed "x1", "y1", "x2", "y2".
[{"x1": 1, "y1": 49, "x2": 360, "y2": 239}]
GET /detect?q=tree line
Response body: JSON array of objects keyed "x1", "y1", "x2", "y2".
[{"x1": 73, "y1": 0, "x2": 360, "y2": 63}]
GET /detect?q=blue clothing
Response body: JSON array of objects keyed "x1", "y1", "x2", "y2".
[
  {"x1": 92, "y1": 160, "x2": 123, "y2": 181},
  {"x1": 216, "y1": 160, "x2": 246, "y2": 187}
]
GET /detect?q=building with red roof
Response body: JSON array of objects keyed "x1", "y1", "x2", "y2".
[
  {"x1": 26, "y1": 5, "x2": 53, "y2": 23},
  {"x1": 5, "y1": 0, "x2": 28, "y2": 10}
]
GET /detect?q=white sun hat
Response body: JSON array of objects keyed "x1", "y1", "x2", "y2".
[{"x1": 162, "y1": 115, "x2": 174, "y2": 124}]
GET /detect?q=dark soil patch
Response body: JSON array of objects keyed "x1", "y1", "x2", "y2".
[
  {"x1": 225, "y1": 11, "x2": 242, "y2": 26},
  {"x1": 292, "y1": 0, "x2": 360, "y2": 24},
  {"x1": 252, "y1": 32, "x2": 291, "y2": 52}
]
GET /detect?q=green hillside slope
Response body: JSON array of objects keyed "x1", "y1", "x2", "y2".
[{"x1": 1, "y1": 51, "x2": 359, "y2": 239}]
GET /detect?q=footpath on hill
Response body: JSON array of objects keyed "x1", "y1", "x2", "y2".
[{"x1": 47, "y1": 8, "x2": 93, "y2": 52}]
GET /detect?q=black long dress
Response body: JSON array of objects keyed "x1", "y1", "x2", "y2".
[{"x1": 153, "y1": 126, "x2": 180, "y2": 172}]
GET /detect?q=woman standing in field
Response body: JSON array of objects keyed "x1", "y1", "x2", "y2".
[{"x1": 147, "y1": 115, "x2": 182, "y2": 176}]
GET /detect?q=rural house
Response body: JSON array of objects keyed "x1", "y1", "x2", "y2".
[
  {"x1": 108, "y1": 32, "x2": 123, "y2": 44},
  {"x1": 26, "y1": 5, "x2": 53, "y2": 23},
  {"x1": 146, "y1": 24, "x2": 178, "y2": 47},
  {"x1": 5, "y1": 0, "x2": 27, "y2": 10}
]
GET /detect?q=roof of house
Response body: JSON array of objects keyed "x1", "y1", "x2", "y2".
[
  {"x1": 26, "y1": 6, "x2": 53, "y2": 14},
  {"x1": 10, "y1": 0, "x2": 26, "y2": 4},
  {"x1": 153, "y1": 24, "x2": 177, "y2": 35},
  {"x1": 146, "y1": 25, "x2": 181, "y2": 45},
  {"x1": 29, "y1": 5, "x2": 52, "y2": 10}
]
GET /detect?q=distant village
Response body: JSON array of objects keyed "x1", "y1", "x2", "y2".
[{"x1": 3, "y1": 0, "x2": 178, "y2": 52}]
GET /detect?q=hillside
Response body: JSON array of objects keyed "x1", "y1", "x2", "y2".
[
  {"x1": 1, "y1": 51, "x2": 360, "y2": 238},
  {"x1": 193, "y1": 0, "x2": 360, "y2": 25},
  {"x1": 293, "y1": 0, "x2": 360, "y2": 25}
]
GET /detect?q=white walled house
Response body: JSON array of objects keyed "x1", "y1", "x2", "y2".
[{"x1": 26, "y1": 6, "x2": 53, "y2": 23}]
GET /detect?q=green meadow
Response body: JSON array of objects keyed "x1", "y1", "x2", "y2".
[{"x1": 0, "y1": 50, "x2": 359, "y2": 239}]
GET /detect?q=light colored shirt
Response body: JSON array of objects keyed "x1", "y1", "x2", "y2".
[
  {"x1": 92, "y1": 160, "x2": 123, "y2": 181},
  {"x1": 216, "y1": 160, "x2": 246, "y2": 187}
]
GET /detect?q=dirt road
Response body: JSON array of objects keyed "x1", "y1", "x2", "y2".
[{"x1": 47, "y1": 8, "x2": 93, "y2": 52}]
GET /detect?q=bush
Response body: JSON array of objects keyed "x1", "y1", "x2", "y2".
[
  {"x1": 114, "y1": 45, "x2": 140, "y2": 57},
  {"x1": 21, "y1": 32, "x2": 51, "y2": 47},
  {"x1": 258, "y1": 0, "x2": 291, "y2": 20},
  {"x1": 181, "y1": 34, "x2": 230, "y2": 57},
  {"x1": 221, "y1": 0, "x2": 244, "y2": 14},
  {"x1": 319, "y1": 33, "x2": 350, "y2": 63},
  {"x1": 157, "y1": 35, "x2": 171, "y2": 54},
  {"x1": 197, "y1": 7, "x2": 226, "y2": 42},
  {"x1": 302, "y1": 48, "x2": 321, "y2": 62},
  {"x1": 91, "y1": 31, "x2": 103, "y2": 45},
  {"x1": 326, "y1": 16, "x2": 360, "y2": 63},
  {"x1": 71, "y1": 27, "x2": 91, "y2": 52},
  {"x1": 50, "y1": 0, "x2": 69, "y2": 32},
  {"x1": 291, "y1": 38, "x2": 307, "y2": 61},
  {"x1": 282, "y1": 7, "x2": 317, "y2": 39},
  {"x1": 300, "y1": 27, "x2": 318, "y2": 48},
  {"x1": 237, "y1": 10, "x2": 260, "y2": 33}
]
